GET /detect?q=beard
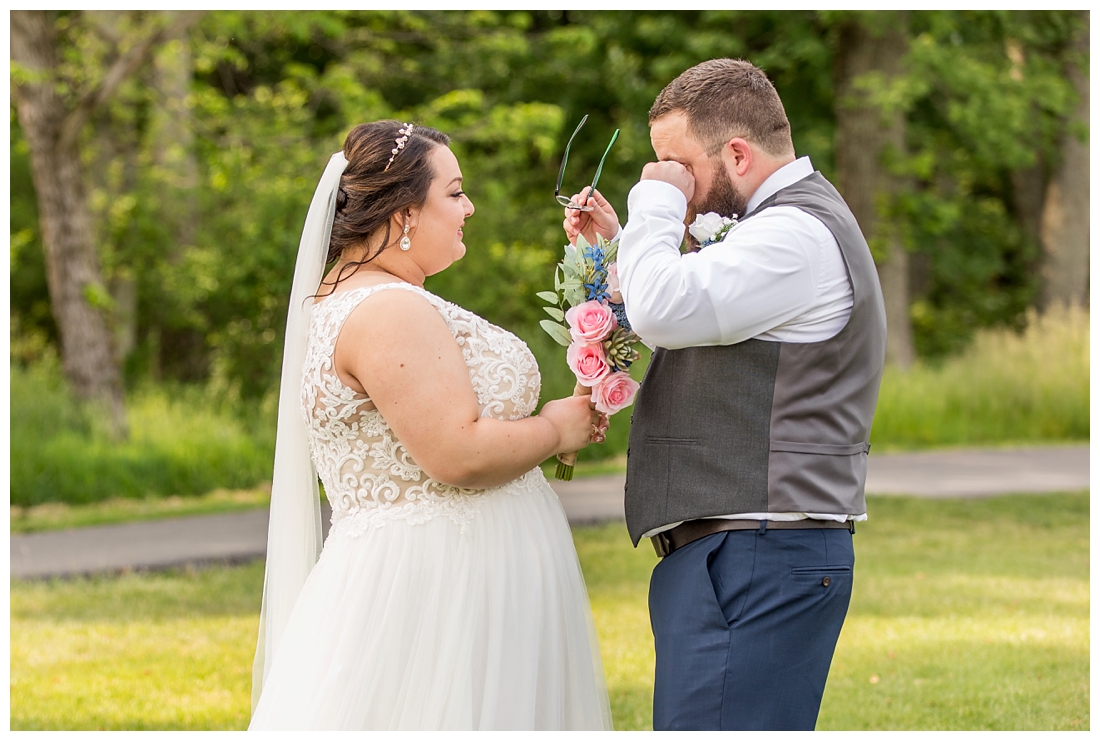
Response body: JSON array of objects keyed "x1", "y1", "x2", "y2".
[{"x1": 685, "y1": 162, "x2": 748, "y2": 251}]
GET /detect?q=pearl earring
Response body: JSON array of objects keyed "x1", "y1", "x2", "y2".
[{"x1": 400, "y1": 223, "x2": 411, "y2": 251}]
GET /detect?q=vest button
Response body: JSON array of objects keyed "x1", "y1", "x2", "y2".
[{"x1": 822, "y1": 576, "x2": 831, "y2": 587}]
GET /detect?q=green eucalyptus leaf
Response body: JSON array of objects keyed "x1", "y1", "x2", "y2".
[
  {"x1": 536, "y1": 290, "x2": 560, "y2": 304},
  {"x1": 540, "y1": 320, "x2": 573, "y2": 347},
  {"x1": 543, "y1": 306, "x2": 565, "y2": 321},
  {"x1": 602, "y1": 237, "x2": 618, "y2": 264},
  {"x1": 564, "y1": 283, "x2": 585, "y2": 307}
]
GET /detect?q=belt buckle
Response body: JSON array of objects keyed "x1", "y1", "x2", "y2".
[{"x1": 651, "y1": 532, "x2": 671, "y2": 558}]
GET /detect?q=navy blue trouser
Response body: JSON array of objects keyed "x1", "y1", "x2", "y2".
[{"x1": 649, "y1": 526, "x2": 854, "y2": 730}]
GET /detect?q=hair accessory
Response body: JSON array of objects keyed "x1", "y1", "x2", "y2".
[
  {"x1": 400, "y1": 222, "x2": 411, "y2": 251},
  {"x1": 384, "y1": 123, "x2": 414, "y2": 172}
]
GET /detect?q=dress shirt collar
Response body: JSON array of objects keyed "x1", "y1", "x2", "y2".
[{"x1": 742, "y1": 156, "x2": 814, "y2": 217}]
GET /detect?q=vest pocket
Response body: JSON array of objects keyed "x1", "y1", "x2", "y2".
[{"x1": 644, "y1": 436, "x2": 702, "y2": 446}]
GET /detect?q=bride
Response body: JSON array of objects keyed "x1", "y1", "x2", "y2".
[{"x1": 248, "y1": 120, "x2": 613, "y2": 730}]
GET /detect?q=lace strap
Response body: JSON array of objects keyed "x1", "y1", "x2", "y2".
[{"x1": 312, "y1": 282, "x2": 457, "y2": 351}]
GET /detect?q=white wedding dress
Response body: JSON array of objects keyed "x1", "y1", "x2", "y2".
[{"x1": 249, "y1": 282, "x2": 613, "y2": 730}]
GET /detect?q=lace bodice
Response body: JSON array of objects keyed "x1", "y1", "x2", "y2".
[{"x1": 302, "y1": 283, "x2": 545, "y2": 537}]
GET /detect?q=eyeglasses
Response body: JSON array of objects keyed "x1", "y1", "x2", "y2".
[{"x1": 554, "y1": 114, "x2": 620, "y2": 212}]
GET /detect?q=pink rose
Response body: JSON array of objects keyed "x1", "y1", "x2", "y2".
[
  {"x1": 565, "y1": 300, "x2": 617, "y2": 343},
  {"x1": 566, "y1": 341, "x2": 610, "y2": 386},
  {"x1": 593, "y1": 371, "x2": 640, "y2": 415},
  {"x1": 607, "y1": 263, "x2": 622, "y2": 304}
]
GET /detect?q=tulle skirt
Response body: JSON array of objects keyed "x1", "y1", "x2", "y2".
[{"x1": 248, "y1": 470, "x2": 613, "y2": 730}]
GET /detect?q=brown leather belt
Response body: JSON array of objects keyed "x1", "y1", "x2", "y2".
[{"x1": 651, "y1": 518, "x2": 855, "y2": 558}]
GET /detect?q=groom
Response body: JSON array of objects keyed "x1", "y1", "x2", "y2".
[{"x1": 565, "y1": 58, "x2": 886, "y2": 730}]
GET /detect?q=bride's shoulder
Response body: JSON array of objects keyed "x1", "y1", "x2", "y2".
[{"x1": 337, "y1": 282, "x2": 458, "y2": 339}]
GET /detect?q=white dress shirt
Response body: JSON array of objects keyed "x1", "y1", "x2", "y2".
[{"x1": 616, "y1": 157, "x2": 865, "y2": 536}]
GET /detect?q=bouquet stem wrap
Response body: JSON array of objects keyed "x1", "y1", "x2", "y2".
[{"x1": 555, "y1": 382, "x2": 591, "y2": 481}]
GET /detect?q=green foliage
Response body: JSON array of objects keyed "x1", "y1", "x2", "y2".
[
  {"x1": 10, "y1": 362, "x2": 274, "y2": 507},
  {"x1": 891, "y1": 10, "x2": 1079, "y2": 356},
  {"x1": 9, "y1": 10, "x2": 1088, "y2": 399},
  {"x1": 10, "y1": 113, "x2": 54, "y2": 350},
  {"x1": 872, "y1": 304, "x2": 1089, "y2": 448},
  {"x1": 11, "y1": 306, "x2": 1085, "y2": 507}
]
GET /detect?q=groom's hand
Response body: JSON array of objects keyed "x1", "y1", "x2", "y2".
[{"x1": 641, "y1": 161, "x2": 695, "y2": 203}]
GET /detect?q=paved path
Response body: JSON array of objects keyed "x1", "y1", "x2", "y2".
[{"x1": 10, "y1": 445, "x2": 1089, "y2": 579}]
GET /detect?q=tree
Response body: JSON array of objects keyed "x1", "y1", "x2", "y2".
[
  {"x1": 10, "y1": 10, "x2": 201, "y2": 438},
  {"x1": 833, "y1": 11, "x2": 916, "y2": 368},
  {"x1": 10, "y1": 10, "x2": 1085, "y2": 407},
  {"x1": 1038, "y1": 10, "x2": 1089, "y2": 310}
]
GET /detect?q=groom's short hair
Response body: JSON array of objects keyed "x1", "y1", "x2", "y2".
[{"x1": 650, "y1": 58, "x2": 795, "y2": 159}]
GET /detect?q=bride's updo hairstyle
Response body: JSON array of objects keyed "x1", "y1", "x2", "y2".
[{"x1": 322, "y1": 120, "x2": 450, "y2": 292}]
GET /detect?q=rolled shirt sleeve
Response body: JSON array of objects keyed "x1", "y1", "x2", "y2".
[{"x1": 617, "y1": 180, "x2": 822, "y2": 350}]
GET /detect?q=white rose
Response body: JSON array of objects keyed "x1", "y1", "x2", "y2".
[{"x1": 688, "y1": 212, "x2": 729, "y2": 243}]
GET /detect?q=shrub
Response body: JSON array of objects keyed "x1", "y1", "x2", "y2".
[
  {"x1": 10, "y1": 363, "x2": 274, "y2": 507},
  {"x1": 871, "y1": 304, "x2": 1089, "y2": 449}
]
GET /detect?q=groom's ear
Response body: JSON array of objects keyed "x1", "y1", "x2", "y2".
[{"x1": 722, "y1": 138, "x2": 753, "y2": 178}]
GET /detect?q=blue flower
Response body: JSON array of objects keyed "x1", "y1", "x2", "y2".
[
  {"x1": 584, "y1": 282, "x2": 610, "y2": 302},
  {"x1": 583, "y1": 246, "x2": 605, "y2": 269}
]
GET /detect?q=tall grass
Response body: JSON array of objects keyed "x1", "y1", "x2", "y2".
[
  {"x1": 10, "y1": 306, "x2": 1088, "y2": 507},
  {"x1": 575, "y1": 304, "x2": 1090, "y2": 461},
  {"x1": 871, "y1": 304, "x2": 1089, "y2": 449},
  {"x1": 10, "y1": 361, "x2": 275, "y2": 507}
]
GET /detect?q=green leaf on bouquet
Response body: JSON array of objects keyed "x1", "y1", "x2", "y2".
[
  {"x1": 601, "y1": 235, "x2": 618, "y2": 263},
  {"x1": 561, "y1": 277, "x2": 585, "y2": 307},
  {"x1": 536, "y1": 290, "x2": 560, "y2": 304},
  {"x1": 540, "y1": 319, "x2": 573, "y2": 347},
  {"x1": 543, "y1": 306, "x2": 565, "y2": 321},
  {"x1": 563, "y1": 242, "x2": 588, "y2": 279},
  {"x1": 571, "y1": 247, "x2": 588, "y2": 271}
]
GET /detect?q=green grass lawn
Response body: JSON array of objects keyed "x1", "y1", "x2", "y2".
[{"x1": 10, "y1": 492, "x2": 1089, "y2": 730}]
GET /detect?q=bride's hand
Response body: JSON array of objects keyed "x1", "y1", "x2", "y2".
[
  {"x1": 562, "y1": 188, "x2": 619, "y2": 246},
  {"x1": 539, "y1": 394, "x2": 602, "y2": 455}
]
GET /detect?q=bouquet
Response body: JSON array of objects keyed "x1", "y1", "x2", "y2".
[{"x1": 538, "y1": 234, "x2": 641, "y2": 480}]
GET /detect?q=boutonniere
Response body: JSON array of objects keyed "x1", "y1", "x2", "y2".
[{"x1": 687, "y1": 212, "x2": 738, "y2": 248}]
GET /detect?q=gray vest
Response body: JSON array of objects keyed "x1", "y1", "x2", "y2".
[{"x1": 624, "y1": 171, "x2": 887, "y2": 546}]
